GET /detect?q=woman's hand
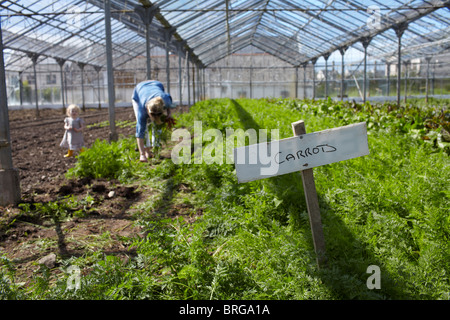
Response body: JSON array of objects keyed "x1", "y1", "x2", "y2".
[{"x1": 165, "y1": 116, "x2": 176, "y2": 129}]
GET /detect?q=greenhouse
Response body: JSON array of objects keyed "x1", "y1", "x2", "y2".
[
  {"x1": 1, "y1": 0, "x2": 450, "y2": 111},
  {"x1": 0, "y1": 0, "x2": 450, "y2": 303}
]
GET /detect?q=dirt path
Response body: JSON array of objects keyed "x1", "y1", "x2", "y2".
[
  {"x1": 8, "y1": 107, "x2": 136, "y2": 193},
  {"x1": 1, "y1": 106, "x2": 189, "y2": 285}
]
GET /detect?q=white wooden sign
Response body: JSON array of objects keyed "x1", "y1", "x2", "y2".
[{"x1": 234, "y1": 122, "x2": 369, "y2": 183}]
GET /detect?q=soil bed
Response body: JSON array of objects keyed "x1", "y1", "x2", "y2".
[{"x1": 1, "y1": 106, "x2": 189, "y2": 285}]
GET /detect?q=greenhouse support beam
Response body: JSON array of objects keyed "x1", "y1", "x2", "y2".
[
  {"x1": 166, "y1": 40, "x2": 170, "y2": 94},
  {"x1": 27, "y1": 53, "x2": 40, "y2": 118},
  {"x1": 178, "y1": 48, "x2": 182, "y2": 106},
  {"x1": 134, "y1": 5, "x2": 158, "y2": 80},
  {"x1": 192, "y1": 64, "x2": 196, "y2": 104},
  {"x1": 323, "y1": 53, "x2": 331, "y2": 99},
  {"x1": 94, "y1": 66, "x2": 102, "y2": 109},
  {"x1": 200, "y1": 67, "x2": 203, "y2": 100},
  {"x1": 250, "y1": 66, "x2": 253, "y2": 99},
  {"x1": 64, "y1": 67, "x2": 69, "y2": 107},
  {"x1": 425, "y1": 56, "x2": 431, "y2": 103},
  {"x1": 19, "y1": 71, "x2": 23, "y2": 107},
  {"x1": 198, "y1": 65, "x2": 201, "y2": 101},
  {"x1": 394, "y1": 22, "x2": 408, "y2": 107},
  {"x1": 56, "y1": 58, "x2": 66, "y2": 114},
  {"x1": 404, "y1": 60, "x2": 409, "y2": 104},
  {"x1": 201, "y1": 66, "x2": 204, "y2": 100},
  {"x1": 386, "y1": 62, "x2": 391, "y2": 97},
  {"x1": 225, "y1": 0, "x2": 231, "y2": 56},
  {"x1": 196, "y1": 66, "x2": 200, "y2": 101},
  {"x1": 361, "y1": 37, "x2": 372, "y2": 104},
  {"x1": 204, "y1": 68, "x2": 207, "y2": 100},
  {"x1": 146, "y1": 24, "x2": 151, "y2": 79},
  {"x1": 428, "y1": 60, "x2": 435, "y2": 97},
  {"x1": 78, "y1": 63, "x2": 86, "y2": 112},
  {"x1": 164, "y1": 28, "x2": 176, "y2": 95},
  {"x1": 219, "y1": 67, "x2": 222, "y2": 99},
  {"x1": 177, "y1": 42, "x2": 186, "y2": 106},
  {"x1": 339, "y1": 47, "x2": 348, "y2": 101},
  {"x1": 104, "y1": 0, "x2": 117, "y2": 142},
  {"x1": 301, "y1": 63, "x2": 307, "y2": 99},
  {"x1": 0, "y1": 22, "x2": 21, "y2": 206},
  {"x1": 311, "y1": 58, "x2": 317, "y2": 100},
  {"x1": 198, "y1": 66, "x2": 202, "y2": 100},
  {"x1": 187, "y1": 54, "x2": 191, "y2": 107},
  {"x1": 203, "y1": 67, "x2": 206, "y2": 100},
  {"x1": 198, "y1": 66, "x2": 201, "y2": 100},
  {"x1": 294, "y1": 67, "x2": 298, "y2": 99}
]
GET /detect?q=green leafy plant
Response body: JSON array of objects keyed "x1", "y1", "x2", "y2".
[
  {"x1": 66, "y1": 136, "x2": 147, "y2": 182},
  {"x1": 5, "y1": 97, "x2": 449, "y2": 300}
]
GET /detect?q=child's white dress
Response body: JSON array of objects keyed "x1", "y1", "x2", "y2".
[{"x1": 60, "y1": 117, "x2": 85, "y2": 150}]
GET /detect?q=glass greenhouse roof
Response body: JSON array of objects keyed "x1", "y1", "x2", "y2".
[{"x1": 1, "y1": 0, "x2": 449, "y2": 71}]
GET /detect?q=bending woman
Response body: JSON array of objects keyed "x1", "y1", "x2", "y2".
[{"x1": 131, "y1": 80, "x2": 175, "y2": 162}]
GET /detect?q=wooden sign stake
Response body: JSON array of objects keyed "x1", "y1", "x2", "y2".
[
  {"x1": 292, "y1": 120, "x2": 327, "y2": 268},
  {"x1": 234, "y1": 120, "x2": 369, "y2": 268}
]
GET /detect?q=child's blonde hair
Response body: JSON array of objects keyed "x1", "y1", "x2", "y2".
[
  {"x1": 66, "y1": 104, "x2": 81, "y2": 117},
  {"x1": 146, "y1": 97, "x2": 165, "y2": 124}
]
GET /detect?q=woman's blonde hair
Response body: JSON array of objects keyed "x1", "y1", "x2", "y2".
[
  {"x1": 146, "y1": 96, "x2": 164, "y2": 115},
  {"x1": 146, "y1": 97, "x2": 165, "y2": 124},
  {"x1": 66, "y1": 104, "x2": 81, "y2": 117}
]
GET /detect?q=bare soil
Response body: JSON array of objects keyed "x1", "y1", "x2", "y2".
[{"x1": 0, "y1": 105, "x2": 192, "y2": 284}]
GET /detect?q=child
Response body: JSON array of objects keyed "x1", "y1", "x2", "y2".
[{"x1": 60, "y1": 104, "x2": 85, "y2": 157}]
